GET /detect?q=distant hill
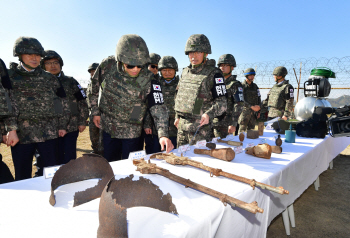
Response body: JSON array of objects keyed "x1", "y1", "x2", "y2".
[{"x1": 327, "y1": 95, "x2": 350, "y2": 108}]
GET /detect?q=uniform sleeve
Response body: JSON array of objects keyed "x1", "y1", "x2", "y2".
[
  {"x1": 72, "y1": 79, "x2": 89, "y2": 126},
  {"x1": 204, "y1": 71, "x2": 227, "y2": 120},
  {"x1": 143, "y1": 110, "x2": 153, "y2": 129},
  {"x1": 283, "y1": 85, "x2": 295, "y2": 118},
  {"x1": 257, "y1": 86, "x2": 261, "y2": 105},
  {"x1": 90, "y1": 64, "x2": 103, "y2": 117},
  {"x1": 54, "y1": 77, "x2": 70, "y2": 130},
  {"x1": 145, "y1": 79, "x2": 169, "y2": 138},
  {"x1": 4, "y1": 89, "x2": 19, "y2": 131}
]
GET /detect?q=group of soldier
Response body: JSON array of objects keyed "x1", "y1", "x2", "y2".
[{"x1": 0, "y1": 33, "x2": 294, "y2": 182}]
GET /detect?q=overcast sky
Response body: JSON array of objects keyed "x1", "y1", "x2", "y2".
[{"x1": 1, "y1": 0, "x2": 349, "y2": 89}]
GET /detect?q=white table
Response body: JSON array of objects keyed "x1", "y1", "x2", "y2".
[{"x1": 1, "y1": 130, "x2": 349, "y2": 238}]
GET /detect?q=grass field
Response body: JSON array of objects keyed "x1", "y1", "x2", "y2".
[{"x1": 2, "y1": 126, "x2": 350, "y2": 179}]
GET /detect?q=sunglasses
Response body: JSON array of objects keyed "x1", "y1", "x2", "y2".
[
  {"x1": 150, "y1": 65, "x2": 158, "y2": 69},
  {"x1": 125, "y1": 64, "x2": 142, "y2": 69}
]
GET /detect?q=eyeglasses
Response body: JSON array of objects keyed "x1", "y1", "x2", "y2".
[
  {"x1": 125, "y1": 64, "x2": 142, "y2": 69},
  {"x1": 150, "y1": 65, "x2": 158, "y2": 69},
  {"x1": 45, "y1": 61, "x2": 60, "y2": 66}
]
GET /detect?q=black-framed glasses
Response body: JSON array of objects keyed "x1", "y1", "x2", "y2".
[
  {"x1": 125, "y1": 65, "x2": 142, "y2": 69},
  {"x1": 150, "y1": 65, "x2": 158, "y2": 69}
]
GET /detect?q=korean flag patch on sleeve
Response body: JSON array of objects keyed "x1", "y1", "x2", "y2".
[
  {"x1": 148, "y1": 80, "x2": 164, "y2": 107},
  {"x1": 212, "y1": 73, "x2": 227, "y2": 99}
]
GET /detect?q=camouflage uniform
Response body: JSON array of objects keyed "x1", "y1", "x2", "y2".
[
  {"x1": 262, "y1": 67, "x2": 294, "y2": 119},
  {"x1": 5, "y1": 37, "x2": 70, "y2": 180},
  {"x1": 90, "y1": 35, "x2": 169, "y2": 161},
  {"x1": 262, "y1": 80, "x2": 294, "y2": 118},
  {"x1": 86, "y1": 63, "x2": 104, "y2": 154},
  {"x1": 213, "y1": 55, "x2": 244, "y2": 139},
  {"x1": 238, "y1": 80, "x2": 261, "y2": 133}
]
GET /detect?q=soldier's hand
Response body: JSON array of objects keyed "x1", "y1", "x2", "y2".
[
  {"x1": 251, "y1": 105, "x2": 260, "y2": 112},
  {"x1": 6, "y1": 130, "x2": 19, "y2": 147},
  {"x1": 59, "y1": 130, "x2": 67, "y2": 137},
  {"x1": 282, "y1": 116, "x2": 288, "y2": 120},
  {"x1": 78, "y1": 126, "x2": 86, "y2": 133},
  {"x1": 2, "y1": 135, "x2": 7, "y2": 144},
  {"x1": 144, "y1": 128, "x2": 152, "y2": 134},
  {"x1": 174, "y1": 118, "x2": 180, "y2": 129},
  {"x1": 199, "y1": 114, "x2": 210, "y2": 127},
  {"x1": 159, "y1": 137, "x2": 174, "y2": 153},
  {"x1": 93, "y1": 116, "x2": 101, "y2": 128},
  {"x1": 257, "y1": 113, "x2": 261, "y2": 119},
  {"x1": 228, "y1": 126, "x2": 236, "y2": 134}
]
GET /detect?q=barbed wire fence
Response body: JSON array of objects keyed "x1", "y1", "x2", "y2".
[{"x1": 232, "y1": 56, "x2": 350, "y2": 101}]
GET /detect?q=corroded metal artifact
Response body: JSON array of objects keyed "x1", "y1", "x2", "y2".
[
  {"x1": 97, "y1": 175, "x2": 178, "y2": 238},
  {"x1": 275, "y1": 135, "x2": 282, "y2": 146},
  {"x1": 271, "y1": 146, "x2": 282, "y2": 154},
  {"x1": 194, "y1": 148, "x2": 235, "y2": 161},
  {"x1": 247, "y1": 130, "x2": 259, "y2": 139},
  {"x1": 217, "y1": 139, "x2": 243, "y2": 146},
  {"x1": 206, "y1": 142, "x2": 216, "y2": 149},
  {"x1": 239, "y1": 132, "x2": 245, "y2": 142},
  {"x1": 133, "y1": 158, "x2": 264, "y2": 214},
  {"x1": 150, "y1": 153, "x2": 289, "y2": 195},
  {"x1": 245, "y1": 144, "x2": 272, "y2": 159},
  {"x1": 49, "y1": 154, "x2": 114, "y2": 207}
]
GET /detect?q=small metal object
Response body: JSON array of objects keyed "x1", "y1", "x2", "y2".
[
  {"x1": 275, "y1": 135, "x2": 282, "y2": 146},
  {"x1": 239, "y1": 132, "x2": 245, "y2": 142},
  {"x1": 206, "y1": 142, "x2": 216, "y2": 149},
  {"x1": 189, "y1": 125, "x2": 201, "y2": 146},
  {"x1": 194, "y1": 148, "x2": 235, "y2": 161},
  {"x1": 247, "y1": 130, "x2": 259, "y2": 139},
  {"x1": 217, "y1": 139, "x2": 243, "y2": 147}
]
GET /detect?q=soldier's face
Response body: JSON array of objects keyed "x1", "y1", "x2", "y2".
[
  {"x1": 161, "y1": 68, "x2": 176, "y2": 80},
  {"x1": 274, "y1": 75, "x2": 284, "y2": 82},
  {"x1": 124, "y1": 63, "x2": 142, "y2": 77},
  {"x1": 21, "y1": 54, "x2": 41, "y2": 68},
  {"x1": 219, "y1": 64, "x2": 233, "y2": 74},
  {"x1": 44, "y1": 58, "x2": 61, "y2": 75},
  {"x1": 89, "y1": 69, "x2": 96, "y2": 78},
  {"x1": 188, "y1": 52, "x2": 207, "y2": 65},
  {"x1": 247, "y1": 75, "x2": 255, "y2": 82},
  {"x1": 148, "y1": 64, "x2": 158, "y2": 75}
]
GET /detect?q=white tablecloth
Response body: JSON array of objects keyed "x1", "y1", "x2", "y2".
[{"x1": 1, "y1": 130, "x2": 349, "y2": 238}]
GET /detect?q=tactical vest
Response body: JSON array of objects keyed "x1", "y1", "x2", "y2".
[
  {"x1": 98, "y1": 68, "x2": 150, "y2": 125},
  {"x1": 9, "y1": 67, "x2": 62, "y2": 119},
  {"x1": 0, "y1": 84, "x2": 12, "y2": 117},
  {"x1": 243, "y1": 81, "x2": 260, "y2": 106},
  {"x1": 175, "y1": 65, "x2": 216, "y2": 116},
  {"x1": 267, "y1": 81, "x2": 289, "y2": 108},
  {"x1": 58, "y1": 73, "x2": 79, "y2": 116}
]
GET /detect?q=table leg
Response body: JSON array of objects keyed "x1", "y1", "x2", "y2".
[
  {"x1": 282, "y1": 208, "x2": 291, "y2": 235},
  {"x1": 287, "y1": 204, "x2": 295, "y2": 228}
]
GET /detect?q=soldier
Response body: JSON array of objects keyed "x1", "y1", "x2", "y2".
[
  {"x1": 262, "y1": 66, "x2": 294, "y2": 120},
  {"x1": 0, "y1": 58, "x2": 14, "y2": 183},
  {"x1": 41, "y1": 50, "x2": 89, "y2": 163},
  {"x1": 144, "y1": 56, "x2": 179, "y2": 152},
  {"x1": 238, "y1": 68, "x2": 261, "y2": 133},
  {"x1": 212, "y1": 54, "x2": 245, "y2": 138},
  {"x1": 174, "y1": 34, "x2": 227, "y2": 146},
  {"x1": 86, "y1": 63, "x2": 104, "y2": 155},
  {"x1": 5, "y1": 37, "x2": 69, "y2": 180},
  {"x1": 148, "y1": 53, "x2": 161, "y2": 80},
  {"x1": 90, "y1": 34, "x2": 174, "y2": 162}
]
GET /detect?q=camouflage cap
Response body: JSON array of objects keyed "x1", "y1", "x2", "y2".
[
  {"x1": 116, "y1": 34, "x2": 150, "y2": 66},
  {"x1": 273, "y1": 66, "x2": 288, "y2": 77},
  {"x1": 158, "y1": 56, "x2": 178, "y2": 71},
  {"x1": 244, "y1": 68, "x2": 256, "y2": 75},
  {"x1": 217, "y1": 54, "x2": 236, "y2": 67},
  {"x1": 149, "y1": 53, "x2": 161, "y2": 65},
  {"x1": 88, "y1": 63, "x2": 99, "y2": 72},
  {"x1": 13, "y1": 36, "x2": 45, "y2": 57},
  {"x1": 41, "y1": 50, "x2": 64, "y2": 68},
  {"x1": 185, "y1": 34, "x2": 211, "y2": 55}
]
